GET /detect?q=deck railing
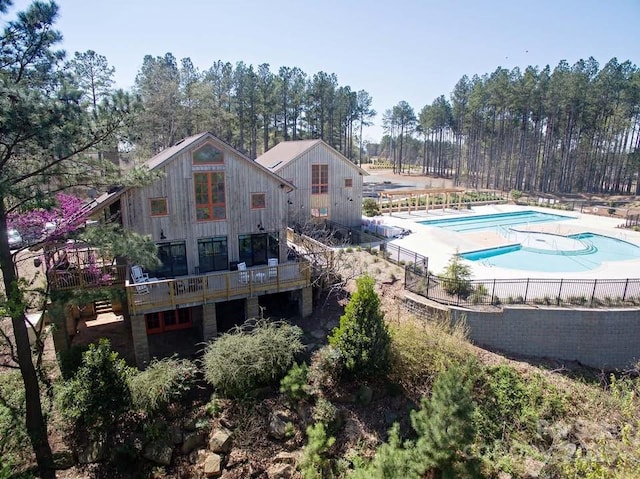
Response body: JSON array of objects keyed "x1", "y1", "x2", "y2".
[
  {"x1": 126, "y1": 260, "x2": 311, "y2": 315},
  {"x1": 48, "y1": 264, "x2": 129, "y2": 290}
]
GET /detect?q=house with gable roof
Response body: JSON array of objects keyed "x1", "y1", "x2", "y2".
[
  {"x1": 255, "y1": 139, "x2": 368, "y2": 229},
  {"x1": 50, "y1": 132, "x2": 312, "y2": 367}
]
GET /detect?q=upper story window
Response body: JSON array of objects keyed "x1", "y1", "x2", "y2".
[
  {"x1": 311, "y1": 164, "x2": 328, "y2": 194},
  {"x1": 311, "y1": 207, "x2": 329, "y2": 218},
  {"x1": 192, "y1": 143, "x2": 223, "y2": 165},
  {"x1": 194, "y1": 172, "x2": 226, "y2": 221},
  {"x1": 150, "y1": 197, "x2": 168, "y2": 216},
  {"x1": 251, "y1": 193, "x2": 266, "y2": 209},
  {"x1": 344, "y1": 178, "x2": 353, "y2": 188}
]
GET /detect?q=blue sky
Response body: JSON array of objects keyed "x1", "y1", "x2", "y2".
[{"x1": 6, "y1": 0, "x2": 640, "y2": 141}]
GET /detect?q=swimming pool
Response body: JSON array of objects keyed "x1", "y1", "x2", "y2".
[
  {"x1": 461, "y1": 233, "x2": 640, "y2": 272},
  {"x1": 420, "y1": 210, "x2": 573, "y2": 233}
]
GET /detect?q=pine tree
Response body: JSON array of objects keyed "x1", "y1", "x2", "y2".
[
  {"x1": 328, "y1": 275, "x2": 390, "y2": 378},
  {"x1": 410, "y1": 363, "x2": 480, "y2": 479},
  {"x1": 349, "y1": 363, "x2": 480, "y2": 479}
]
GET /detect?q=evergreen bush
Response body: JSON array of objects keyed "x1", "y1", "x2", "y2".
[
  {"x1": 307, "y1": 346, "x2": 344, "y2": 396},
  {"x1": 362, "y1": 198, "x2": 380, "y2": 217},
  {"x1": 350, "y1": 362, "x2": 480, "y2": 478},
  {"x1": 56, "y1": 339, "x2": 132, "y2": 433},
  {"x1": 300, "y1": 422, "x2": 336, "y2": 479},
  {"x1": 129, "y1": 356, "x2": 197, "y2": 415},
  {"x1": 202, "y1": 319, "x2": 304, "y2": 398},
  {"x1": 0, "y1": 372, "x2": 31, "y2": 468},
  {"x1": 280, "y1": 362, "x2": 310, "y2": 401},
  {"x1": 328, "y1": 275, "x2": 390, "y2": 378},
  {"x1": 440, "y1": 254, "x2": 473, "y2": 298},
  {"x1": 312, "y1": 397, "x2": 339, "y2": 432},
  {"x1": 57, "y1": 344, "x2": 89, "y2": 380}
]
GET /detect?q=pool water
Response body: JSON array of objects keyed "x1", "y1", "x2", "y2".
[
  {"x1": 421, "y1": 210, "x2": 573, "y2": 233},
  {"x1": 461, "y1": 233, "x2": 640, "y2": 272}
]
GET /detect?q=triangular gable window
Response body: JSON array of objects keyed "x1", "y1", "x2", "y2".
[{"x1": 193, "y1": 143, "x2": 223, "y2": 164}]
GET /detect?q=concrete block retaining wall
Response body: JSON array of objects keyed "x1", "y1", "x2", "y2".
[{"x1": 403, "y1": 293, "x2": 640, "y2": 370}]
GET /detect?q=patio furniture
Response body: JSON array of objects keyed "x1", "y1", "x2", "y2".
[
  {"x1": 131, "y1": 265, "x2": 158, "y2": 283},
  {"x1": 237, "y1": 262, "x2": 249, "y2": 284},
  {"x1": 134, "y1": 283, "x2": 150, "y2": 295},
  {"x1": 268, "y1": 258, "x2": 278, "y2": 279},
  {"x1": 131, "y1": 265, "x2": 157, "y2": 295}
]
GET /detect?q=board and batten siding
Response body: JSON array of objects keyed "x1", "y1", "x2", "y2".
[
  {"x1": 277, "y1": 143, "x2": 364, "y2": 228},
  {"x1": 121, "y1": 137, "x2": 289, "y2": 274}
]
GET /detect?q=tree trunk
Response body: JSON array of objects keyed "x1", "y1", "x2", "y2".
[{"x1": 0, "y1": 201, "x2": 55, "y2": 479}]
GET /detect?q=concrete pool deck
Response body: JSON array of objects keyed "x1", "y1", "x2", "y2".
[{"x1": 379, "y1": 204, "x2": 640, "y2": 280}]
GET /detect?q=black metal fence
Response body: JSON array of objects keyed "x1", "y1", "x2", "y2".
[
  {"x1": 323, "y1": 219, "x2": 381, "y2": 248},
  {"x1": 405, "y1": 266, "x2": 640, "y2": 308},
  {"x1": 382, "y1": 243, "x2": 428, "y2": 270}
]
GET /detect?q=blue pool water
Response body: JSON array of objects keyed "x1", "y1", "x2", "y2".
[
  {"x1": 461, "y1": 233, "x2": 640, "y2": 272},
  {"x1": 421, "y1": 210, "x2": 573, "y2": 233}
]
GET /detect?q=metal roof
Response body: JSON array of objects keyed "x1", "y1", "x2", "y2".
[{"x1": 255, "y1": 139, "x2": 369, "y2": 176}]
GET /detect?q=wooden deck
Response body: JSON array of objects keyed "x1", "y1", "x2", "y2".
[
  {"x1": 48, "y1": 264, "x2": 129, "y2": 290},
  {"x1": 126, "y1": 261, "x2": 311, "y2": 315}
]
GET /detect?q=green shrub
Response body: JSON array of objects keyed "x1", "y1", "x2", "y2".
[
  {"x1": 300, "y1": 423, "x2": 336, "y2": 479},
  {"x1": 307, "y1": 346, "x2": 343, "y2": 396},
  {"x1": 349, "y1": 424, "x2": 414, "y2": 479},
  {"x1": 142, "y1": 418, "x2": 169, "y2": 442},
  {"x1": 205, "y1": 393, "x2": 223, "y2": 417},
  {"x1": 351, "y1": 362, "x2": 480, "y2": 479},
  {"x1": 56, "y1": 339, "x2": 132, "y2": 433},
  {"x1": 129, "y1": 356, "x2": 197, "y2": 415},
  {"x1": 440, "y1": 254, "x2": 473, "y2": 298},
  {"x1": 388, "y1": 316, "x2": 472, "y2": 398},
  {"x1": 280, "y1": 362, "x2": 310, "y2": 401},
  {"x1": 474, "y1": 365, "x2": 566, "y2": 444},
  {"x1": 0, "y1": 371, "x2": 32, "y2": 468},
  {"x1": 57, "y1": 344, "x2": 90, "y2": 380},
  {"x1": 410, "y1": 362, "x2": 480, "y2": 478},
  {"x1": 328, "y1": 275, "x2": 390, "y2": 378},
  {"x1": 471, "y1": 284, "x2": 488, "y2": 304},
  {"x1": 312, "y1": 397, "x2": 339, "y2": 432},
  {"x1": 362, "y1": 198, "x2": 380, "y2": 217},
  {"x1": 509, "y1": 189, "x2": 523, "y2": 202},
  {"x1": 202, "y1": 319, "x2": 304, "y2": 398}
]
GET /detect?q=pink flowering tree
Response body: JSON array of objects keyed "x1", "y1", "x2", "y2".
[
  {"x1": 8, "y1": 193, "x2": 87, "y2": 246},
  {"x1": 8, "y1": 193, "x2": 122, "y2": 287}
]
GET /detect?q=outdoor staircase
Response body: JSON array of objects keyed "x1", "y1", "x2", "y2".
[{"x1": 94, "y1": 300, "x2": 113, "y2": 315}]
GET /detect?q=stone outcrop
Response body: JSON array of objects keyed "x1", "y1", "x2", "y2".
[
  {"x1": 208, "y1": 428, "x2": 233, "y2": 453},
  {"x1": 181, "y1": 432, "x2": 206, "y2": 455},
  {"x1": 268, "y1": 410, "x2": 293, "y2": 440},
  {"x1": 203, "y1": 453, "x2": 222, "y2": 477},
  {"x1": 143, "y1": 440, "x2": 173, "y2": 466}
]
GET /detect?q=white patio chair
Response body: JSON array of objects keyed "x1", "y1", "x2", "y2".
[
  {"x1": 131, "y1": 265, "x2": 149, "y2": 283},
  {"x1": 237, "y1": 262, "x2": 249, "y2": 284},
  {"x1": 268, "y1": 258, "x2": 278, "y2": 279},
  {"x1": 131, "y1": 265, "x2": 158, "y2": 283}
]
